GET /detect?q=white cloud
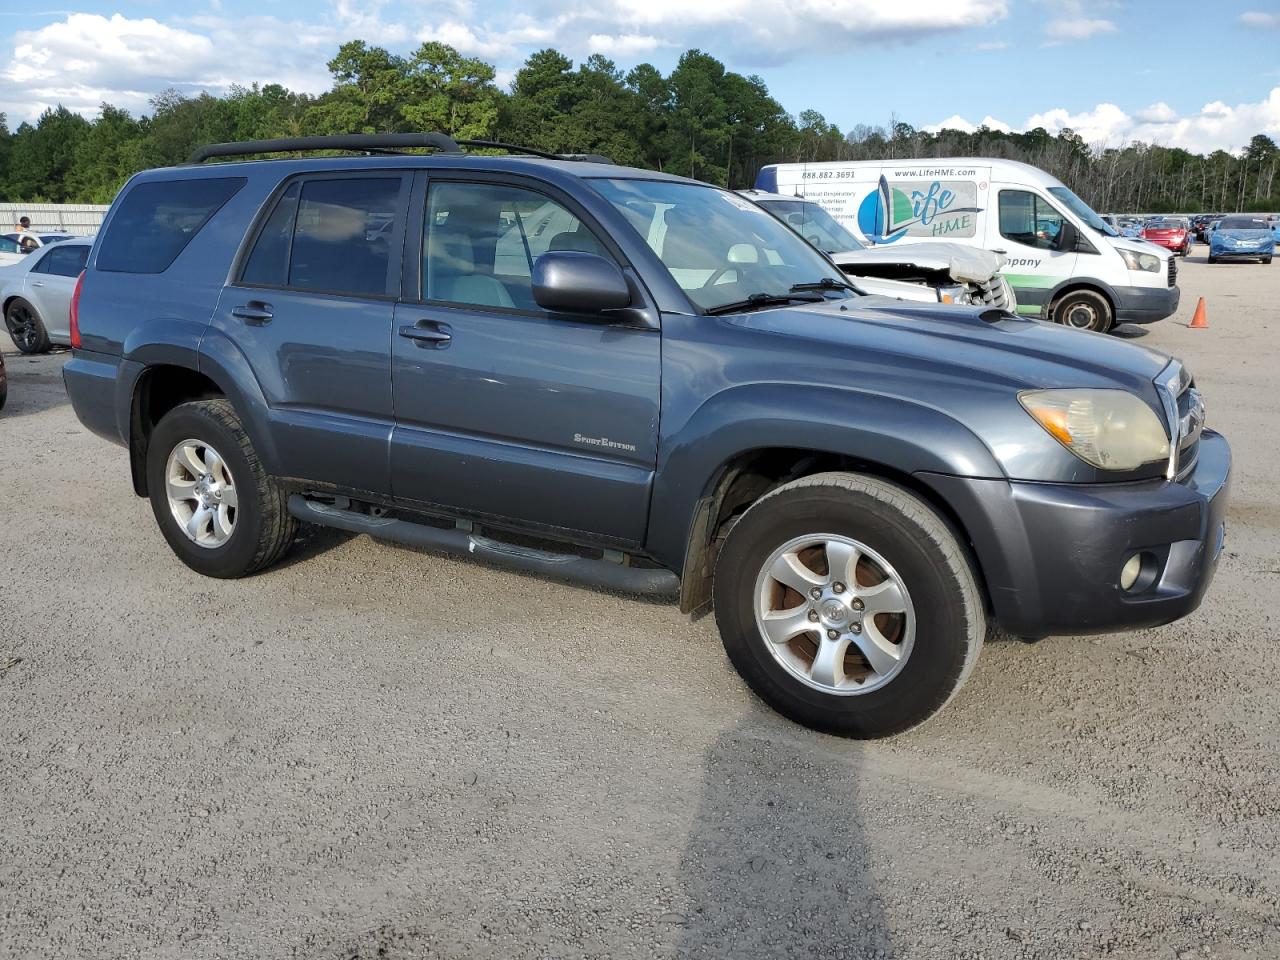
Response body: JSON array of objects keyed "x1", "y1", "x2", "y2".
[
  {"x1": 587, "y1": 33, "x2": 665, "y2": 57},
  {"x1": 1240, "y1": 11, "x2": 1280, "y2": 28},
  {"x1": 924, "y1": 114, "x2": 1012, "y2": 134},
  {"x1": 1043, "y1": 17, "x2": 1116, "y2": 44},
  {"x1": 930, "y1": 88, "x2": 1280, "y2": 153},
  {"x1": 976, "y1": 40, "x2": 1010, "y2": 50}
]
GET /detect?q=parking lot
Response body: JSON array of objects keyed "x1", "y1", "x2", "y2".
[{"x1": 1, "y1": 254, "x2": 1277, "y2": 959}]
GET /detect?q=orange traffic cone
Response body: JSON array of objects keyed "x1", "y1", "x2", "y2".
[{"x1": 1190, "y1": 297, "x2": 1208, "y2": 329}]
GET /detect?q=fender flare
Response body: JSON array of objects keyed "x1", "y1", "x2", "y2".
[{"x1": 645, "y1": 382, "x2": 1004, "y2": 575}]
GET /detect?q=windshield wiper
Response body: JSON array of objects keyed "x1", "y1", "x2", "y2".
[
  {"x1": 704, "y1": 291, "x2": 825, "y2": 316},
  {"x1": 789, "y1": 277, "x2": 857, "y2": 293}
]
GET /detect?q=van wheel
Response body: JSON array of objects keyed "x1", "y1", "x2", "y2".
[
  {"x1": 712, "y1": 472, "x2": 985, "y2": 738},
  {"x1": 146, "y1": 399, "x2": 296, "y2": 578},
  {"x1": 1052, "y1": 289, "x2": 1112, "y2": 333},
  {"x1": 4, "y1": 298, "x2": 51, "y2": 354}
]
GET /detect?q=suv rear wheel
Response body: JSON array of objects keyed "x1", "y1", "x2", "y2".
[
  {"x1": 146, "y1": 399, "x2": 295, "y2": 578},
  {"x1": 713, "y1": 472, "x2": 985, "y2": 738}
]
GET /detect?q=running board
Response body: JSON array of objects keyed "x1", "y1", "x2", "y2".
[{"x1": 287, "y1": 495, "x2": 679, "y2": 597}]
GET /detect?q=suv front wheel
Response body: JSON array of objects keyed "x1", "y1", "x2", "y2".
[
  {"x1": 713, "y1": 473, "x2": 985, "y2": 738},
  {"x1": 146, "y1": 399, "x2": 296, "y2": 578}
]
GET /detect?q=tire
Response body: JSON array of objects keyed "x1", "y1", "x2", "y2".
[
  {"x1": 4, "y1": 297, "x2": 51, "y2": 354},
  {"x1": 1052, "y1": 288, "x2": 1112, "y2": 333},
  {"x1": 146, "y1": 399, "x2": 296, "y2": 578},
  {"x1": 712, "y1": 472, "x2": 985, "y2": 738},
  {"x1": 1264, "y1": 257, "x2": 1273, "y2": 265},
  {"x1": 1208, "y1": 256, "x2": 1218, "y2": 264}
]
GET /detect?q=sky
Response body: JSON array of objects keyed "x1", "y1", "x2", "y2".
[{"x1": 2, "y1": 0, "x2": 1279, "y2": 154}]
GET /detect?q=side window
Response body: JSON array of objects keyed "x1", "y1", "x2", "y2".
[
  {"x1": 0, "y1": 236, "x2": 18, "y2": 255},
  {"x1": 424, "y1": 181, "x2": 609, "y2": 310},
  {"x1": 287, "y1": 177, "x2": 401, "y2": 297},
  {"x1": 40, "y1": 245, "x2": 89, "y2": 278},
  {"x1": 999, "y1": 190, "x2": 1064, "y2": 251},
  {"x1": 241, "y1": 182, "x2": 300, "y2": 286},
  {"x1": 97, "y1": 177, "x2": 246, "y2": 274}
]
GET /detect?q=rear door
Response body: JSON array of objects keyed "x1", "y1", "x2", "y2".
[
  {"x1": 990, "y1": 187, "x2": 1078, "y2": 317},
  {"x1": 27, "y1": 243, "x2": 89, "y2": 339},
  {"x1": 210, "y1": 171, "x2": 410, "y2": 496},
  {"x1": 389, "y1": 173, "x2": 661, "y2": 545}
]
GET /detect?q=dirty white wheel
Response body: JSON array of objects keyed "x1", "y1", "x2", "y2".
[
  {"x1": 754, "y1": 533, "x2": 914, "y2": 695},
  {"x1": 165, "y1": 439, "x2": 239, "y2": 548}
]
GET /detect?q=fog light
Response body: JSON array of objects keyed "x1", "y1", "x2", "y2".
[{"x1": 1120, "y1": 553, "x2": 1143, "y2": 591}]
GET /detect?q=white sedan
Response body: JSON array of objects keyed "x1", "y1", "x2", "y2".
[
  {"x1": 1, "y1": 236, "x2": 92, "y2": 353},
  {"x1": 0, "y1": 231, "x2": 78, "y2": 268}
]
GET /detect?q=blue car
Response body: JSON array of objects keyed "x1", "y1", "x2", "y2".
[{"x1": 1208, "y1": 215, "x2": 1274, "y2": 264}]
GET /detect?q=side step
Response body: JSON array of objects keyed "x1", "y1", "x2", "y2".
[{"x1": 287, "y1": 495, "x2": 680, "y2": 598}]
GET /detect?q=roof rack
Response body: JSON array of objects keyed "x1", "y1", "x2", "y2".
[
  {"x1": 187, "y1": 132, "x2": 463, "y2": 164},
  {"x1": 457, "y1": 139, "x2": 614, "y2": 165},
  {"x1": 186, "y1": 132, "x2": 615, "y2": 166}
]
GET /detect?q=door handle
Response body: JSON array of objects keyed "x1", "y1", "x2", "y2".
[
  {"x1": 231, "y1": 302, "x2": 273, "y2": 324},
  {"x1": 398, "y1": 322, "x2": 452, "y2": 347},
  {"x1": 992, "y1": 249, "x2": 1008, "y2": 255},
  {"x1": 31, "y1": 281, "x2": 44, "y2": 287}
]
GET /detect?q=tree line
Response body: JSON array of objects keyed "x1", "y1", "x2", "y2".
[{"x1": 0, "y1": 39, "x2": 1277, "y2": 214}]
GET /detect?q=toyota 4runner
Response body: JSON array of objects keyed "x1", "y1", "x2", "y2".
[{"x1": 62, "y1": 133, "x2": 1230, "y2": 737}]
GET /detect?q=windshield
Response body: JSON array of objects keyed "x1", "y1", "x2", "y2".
[
  {"x1": 756, "y1": 198, "x2": 865, "y2": 253},
  {"x1": 1047, "y1": 186, "x2": 1116, "y2": 237},
  {"x1": 1220, "y1": 216, "x2": 1269, "y2": 231},
  {"x1": 591, "y1": 178, "x2": 853, "y2": 312}
]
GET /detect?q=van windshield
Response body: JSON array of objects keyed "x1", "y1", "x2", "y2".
[
  {"x1": 591, "y1": 178, "x2": 853, "y2": 313},
  {"x1": 1047, "y1": 186, "x2": 1117, "y2": 237},
  {"x1": 754, "y1": 198, "x2": 865, "y2": 253}
]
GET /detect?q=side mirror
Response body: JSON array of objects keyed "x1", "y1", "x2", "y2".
[
  {"x1": 1055, "y1": 220, "x2": 1079, "y2": 252},
  {"x1": 532, "y1": 251, "x2": 631, "y2": 314}
]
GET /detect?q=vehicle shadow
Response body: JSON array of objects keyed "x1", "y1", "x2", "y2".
[
  {"x1": 270, "y1": 523, "x2": 359, "y2": 571},
  {"x1": 1110, "y1": 323, "x2": 1149, "y2": 340},
  {"x1": 1, "y1": 350, "x2": 72, "y2": 419},
  {"x1": 673, "y1": 711, "x2": 894, "y2": 958}
]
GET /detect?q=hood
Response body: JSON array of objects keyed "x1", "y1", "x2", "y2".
[
  {"x1": 730, "y1": 298, "x2": 1172, "y2": 397},
  {"x1": 828, "y1": 242, "x2": 1005, "y2": 283},
  {"x1": 1215, "y1": 228, "x2": 1273, "y2": 240},
  {"x1": 1107, "y1": 235, "x2": 1171, "y2": 259}
]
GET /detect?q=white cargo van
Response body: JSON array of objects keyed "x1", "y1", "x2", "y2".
[{"x1": 755, "y1": 158, "x2": 1180, "y2": 332}]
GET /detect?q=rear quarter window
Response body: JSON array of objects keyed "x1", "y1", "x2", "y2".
[{"x1": 97, "y1": 177, "x2": 246, "y2": 274}]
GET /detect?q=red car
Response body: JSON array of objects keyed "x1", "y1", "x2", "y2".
[{"x1": 1141, "y1": 218, "x2": 1192, "y2": 257}]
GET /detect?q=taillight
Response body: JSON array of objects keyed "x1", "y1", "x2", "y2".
[{"x1": 69, "y1": 270, "x2": 84, "y2": 349}]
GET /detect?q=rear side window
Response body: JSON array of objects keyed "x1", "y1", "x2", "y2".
[
  {"x1": 97, "y1": 177, "x2": 245, "y2": 274},
  {"x1": 34, "y1": 244, "x2": 89, "y2": 278},
  {"x1": 240, "y1": 177, "x2": 401, "y2": 297}
]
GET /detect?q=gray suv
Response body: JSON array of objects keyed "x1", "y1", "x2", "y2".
[{"x1": 62, "y1": 133, "x2": 1230, "y2": 737}]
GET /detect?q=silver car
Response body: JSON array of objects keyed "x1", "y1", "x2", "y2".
[{"x1": 1, "y1": 237, "x2": 91, "y2": 353}]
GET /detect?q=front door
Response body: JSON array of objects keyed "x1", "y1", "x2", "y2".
[
  {"x1": 209, "y1": 172, "x2": 410, "y2": 495},
  {"x1": 390, "y1": 175, "x2": 661, "y2": 546},
  {"x1": 991, "y1": 187, "x2": 1078, "y2": 318}
]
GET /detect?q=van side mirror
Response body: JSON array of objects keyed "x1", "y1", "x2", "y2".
[
  {"x1": 1055, "y1": 220, "x2": 1079, "y2": 252},
  {"x1": 532, "y1": 251, "x2": 631, "y2": 314}
]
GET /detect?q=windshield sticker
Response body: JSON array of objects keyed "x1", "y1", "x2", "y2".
[
  {"x1": 722, "y1": 193, "x2": 767, "y2": 213},
  {"x1": 857, "y1": 174, "x2": 982, "y2": 244}
]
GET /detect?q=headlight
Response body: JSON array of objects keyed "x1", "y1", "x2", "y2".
[
  {"x1": 1019, "y1": 389, "x2": 1170, "y2": 471},
  {"x1": 1118, "y1": 248, "x2": 1161, "y2": 272},
  {"x1": 935, "y1": 283, "x2": 968, "y2": 304}
]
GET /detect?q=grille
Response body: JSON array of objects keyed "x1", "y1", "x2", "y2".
[
  {"x1": 1168, "y1": 256, "x2": 1178, "y2": 288},
  {"x1": 1174, "y1": 382, "x2": 1203, "y2": 480},
  {"x1": 970, "y1": 275, "x2": 1011, "y2": 310}
]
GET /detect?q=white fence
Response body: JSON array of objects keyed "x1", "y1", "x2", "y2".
[{"x1": 0, "y1": 202, "x2": 109, "y2": 235}]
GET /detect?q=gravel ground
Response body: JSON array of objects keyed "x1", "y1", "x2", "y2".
[{"x1": 1, "y1": 254, "x2": 1278, "y2": 960}]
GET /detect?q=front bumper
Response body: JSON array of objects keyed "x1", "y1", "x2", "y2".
[
  {"x1": 1112, "y1": 282, "x2": 1180, "y2": 324},
  {"x1": 920, "y1": 430, "x2": 1231, "y2": 637},
  {"x1": 1210, "y1": 244, "x2": 1273, "y2": 260}
]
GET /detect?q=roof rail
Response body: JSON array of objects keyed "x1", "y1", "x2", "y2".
[
  {"x1": 457, "y1": 139, "x2": 614, "y2": 165},
  {"x1": 187, "y1": 132, "x2": 463, "y2": 164}
]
